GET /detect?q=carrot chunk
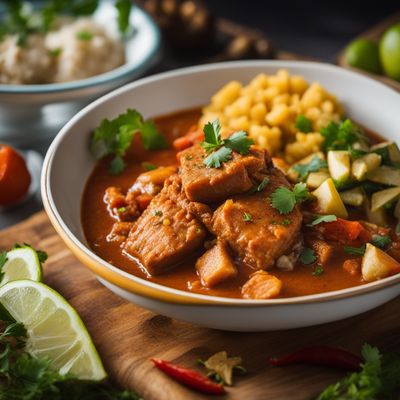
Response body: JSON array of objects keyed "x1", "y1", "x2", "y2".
[{"x1": 322, "y1": 218, "x2": 372, "y2": 244}]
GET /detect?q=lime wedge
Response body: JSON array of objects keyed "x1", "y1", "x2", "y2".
[
  {"x1": 0, "y1": 280, "x2": 107, "y2": 381},
  {"x1": 1, "y1": 246, "x2": 42, "y2": 286}
]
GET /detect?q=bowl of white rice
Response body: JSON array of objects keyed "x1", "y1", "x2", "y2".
[{"x1": 0, "y1": 0, "x2": 160, "y2": 149}]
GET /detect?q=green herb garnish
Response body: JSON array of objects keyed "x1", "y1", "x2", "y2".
[
  {"x1": 0, "y1": 252, "x2": 8, "y2": 282},
  {"x1": 293, "y1": 155, "x2": 328, "y2": 181},
  {"x1": 141, "y1": 162, "x2": 157, "y2": 171},
  {"x1": 295, "y1": 115, "x2": 313, "y2": 133},
  {"x1": 312, "y1": 266, "x2": 324, "y2": 276},
  {"x1": 371, "y1": 234, "x2": 391, "y2": 249},
  {"x1": 307, "y1": 214, "x2": 337, "y2": 227},
  {"x1": 48, "y1": 47, "x2": 62, "y2": 57},
  {"x1": 316, "y1": 344, "x2": 400, "y2": 400},
  {"x1": 243, "y1": 212, "x2": 253, "y2": 222},
  {"x1": 13, "y1": 243, "x2": 48, "y2": 265},
  {"x1": 201, "y1": 119, "x2": 254, "y2": 168},
  {"x1": 76, "y1": 30, "x2": 93, "y2": 41},
  {"x1": 321, "y1": 119, "x2": 367, "y2": 151},
  {"x1": 282, "y1": 219, "x2": 291, "y2": 225},
  {"x1": 115, "y1": 0, "x2": 132, "y2": 34},
  {"x1": 91, "y1": 109, "x2": 167, "y2": 175},
  {"x1": 299, "y1": 247, "x2": 316, "y2": 265},
  {"x1": 257, "y1": 177, "x2": 270, "y2": 192},
  {"x1": 271, "y1": 183, "x2": 309, "y2": 214},
  {"x1": 344, "y1": 245, "x2": 366, "y2": 256},
  {"x1": 153, "y1": 210, "x2": 163, "y2": 217}
]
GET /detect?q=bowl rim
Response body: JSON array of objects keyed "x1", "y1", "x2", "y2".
[
  {"x1": 42, "y1": 59, "x2": 400, "y2": 306},
  {"x1": 0, "y1": 6, "x2": 160, "y2": 95}
]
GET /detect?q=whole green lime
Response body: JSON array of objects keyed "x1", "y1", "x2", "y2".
[
  {"x1": 345, "y1": 38, "x2": 382, "y2": 74},
  {"x1": 380, "y1": 23, "x2": 400, "y2": 81}
]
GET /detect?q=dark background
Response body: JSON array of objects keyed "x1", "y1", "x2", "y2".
[{"x1": 204, "y1": 0, "x2": 399, "y2": 60}]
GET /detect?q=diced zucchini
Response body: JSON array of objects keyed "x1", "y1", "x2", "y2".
[
  {"x1": 312, "y1": 178, "x2": 348, "y2": 218},
  {"x1": 351, "y1": 153, "x2": 381, "y2": 181},
  {"x1": 327, "y1": 151, "x2": 351, "y2": 183},
  {"x1": 371, "y1": 142, "x2": 400, "y2": 164},
  {"x1": 370, "y1": 187, "x2": 400, "y2": 212},
  {"x1": 367, "y1": 165, "x2": 400, "y2": 186},
  {"x1": 364, "y1": 195, "x2": 388, "y2": 226},
  {"x1": 306, "y1": 171, "x2": 330, "y2": 189},
  {"x1": 362, "y1": 243, "x2": 400, "y2": 282},
  {"x1": 287, "y1": 152, "x2": 326, "y2": 182},
  {"x1": 340, "y1": 187, "x2": 365, "y2": 207}
]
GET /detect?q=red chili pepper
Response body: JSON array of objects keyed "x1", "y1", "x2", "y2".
[
  {"x1": 269, "y1": 346, "x2": 362, "y2": 371},
  {"x1": 151, "y1": 358, "x2": 226, "y2": 395}
]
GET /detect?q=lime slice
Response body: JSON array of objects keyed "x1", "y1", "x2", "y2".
[
  {"x1": 0, "y1": 280, "x2": 107, "y2": 381},
  {"x1": 0, "y1": 247, "x2": 43, "y2": 286},
  {"x1": 345, "y1": 38, "x2": 382, "y2": 74},
  {"x1": 380, "y1": 23, "x2": 400, "y2": 81}
]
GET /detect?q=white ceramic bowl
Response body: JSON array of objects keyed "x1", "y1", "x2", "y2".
[
  {"x1": 42, "y1": 60, "x2": 400, "y2": 332},
  {"x1": 0, "y1": 1, "x2": 160, "y2": 149}
]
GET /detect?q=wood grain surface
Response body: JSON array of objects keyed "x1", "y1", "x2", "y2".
[
  {"x1": 0, "y1": 211, "x2": 399, "y2": 400},
  {"x1": 337, "y1": 12, "x2": 400, "y2": 92}
]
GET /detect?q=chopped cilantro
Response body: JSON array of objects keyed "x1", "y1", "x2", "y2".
[
  {"x1": 243, "y1": 212, "x2": 253, "y2": 222},
  {"x1": 153, "y1": 210, "x2": 163, "y2": 217},
  {"x1": 201, "y1": 119, "x2": 254, "y2": 168},
  {"x1": 141, "y1": 162, "x2": 157, "y2": 171},
  {"x1": 271, "y1": 183, "x2": 309, "y2": 214},
  {"x1": 295, "y1": 115, "x2": 313, "y2": 133},
  {"x1": 321, "y1": 119, "x2": 367, "y2": 151},
  {"x1": 75, "y1": 30, "x2": 93, "y2": 41},
  {"x1": 91, "y1": 109, "x2": 167, "y2": 175},
  {"x1": 307, "y1": 214, "x2": 337, "y2": 227},
  {"x1": 204, "y1": 146, "x2": 232, "y2": 168},
  {"x1": 299, "y1": 247, "x2": 316, "y2": 265},
  {"x1": 293, "y1": 155, "x2": 328, "y2": 181},
  {"x1": 117, "y1": 207, "x2": 126, "y2": 213},
  {"x1": 48, "y1": 47, "x2": 62, "y2": 57},
  {"x1": 344, "y1": 245, "x2": 366, "y2": 256},
  {"x1": 348, "y1": 146, "x2": 368, "y2": 160},
  {"x1": 371, "y1": 234, "x2": 391, "y2": 249},
  {"x1": 312, "y1": 266, "x2": 324, "y2": 276},
  {"x1": 282, "y1": 219, "x2": 291, "y2": 225}
]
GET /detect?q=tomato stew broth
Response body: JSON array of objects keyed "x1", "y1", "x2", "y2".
[{"x1": 82, "y1": 108, "x2": 367, "y2": 299}]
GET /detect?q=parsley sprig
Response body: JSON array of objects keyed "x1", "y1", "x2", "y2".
[
  {"x1": 91, "y1": 109, "x2": 167, "y2": 175},
  {"x1": 295, "y1": 115, "x2": 313, "y2": 133},
  {"x1": 201, "y1": 119, "x2": 254, "y2": 168},
  {"x1": 317, "y1": 344, "x2": 400, "y2": 400},
  {"x1": 293, "y1": 155, "x2": 327, "y2": 181},
  {"x1": 271, "y1": 183, "x2": 309, "y2": 214}
]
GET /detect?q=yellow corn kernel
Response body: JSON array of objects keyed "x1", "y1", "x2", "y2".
[
  {"x1": 265, "y1": 104, "x2": 290, "y2": 126},
  {"x1": 250, "y1": 103, "x2": 267, "y2": 122},
  {"x1": 211, "y1": 81, "x2": 242, "y2": 111}
]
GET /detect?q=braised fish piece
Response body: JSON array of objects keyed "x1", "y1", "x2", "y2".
[
  {"x1": 195, "y1": 240, "x2": 237, "y2": 288},
  {"x1": 178, "y1": 144, "x2": 269, "y2": 203},
  {"x1": 123, "y1": 188, "x2": 206, "y2": 276},
  {"x1": 210, "y1": 168, "x2": 303, "y2": 270}
]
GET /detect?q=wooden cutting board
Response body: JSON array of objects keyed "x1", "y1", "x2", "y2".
[{"x1": 1, "y1": 211, "x2": 399, "y2": 400}]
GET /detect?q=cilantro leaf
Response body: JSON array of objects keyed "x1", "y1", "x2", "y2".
[
  {"x1": 224, "y1": 131, "x2": 254, "y2": 154},
  {"x1": 370, "y1": 234, "x2": 391, "y2": 249},
  {"x1": 204, "y1": 147, "x2": 232, "y2": 168},
  {"x1": 307, "y1": 214, "x2": 337, "y2": 227},
  {"x1": 344, "y1": 245, "x2": 366, "y2": 256},
  {"x1": 293, "y1": 155, "x2": 328, "y2": 181},
  {"x1": 271, "y1": 183, "x2": 309, "y2": 214},
  {"x1": 75, "y1": 30, "x2": 93, "y2": 41},
  {"x1": 115, "y1": 0, "x2": 132, "y2": 34},
  {"x1": 312, "y1": 266, "x2": 324, "y2": 276},
  {"x1": 321, "y1": 119, "x2": 367, "y2": 151},
  {"x1": 202, "y1": 120, "x2": 222, "y2": 153},
  {"x1": 243, "y1": 212, "x2": 253, "y2": 222},
  {"x1": 299, "y1": 247, "x2": 316, "y2": 264},
  {"x1": 141, "y1": 162, "x2": 157, "y2": 171},
  {"x1": 91, "y1": 109, "x2": 166, "y2": 174},
  {"x1": 295, "y1": 115, "x2": 313, "y2": 133}
]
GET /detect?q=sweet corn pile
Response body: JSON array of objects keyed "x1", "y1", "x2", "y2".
[{"x1": 199, "y1": 69, "x2": 344, "y2": 163}]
